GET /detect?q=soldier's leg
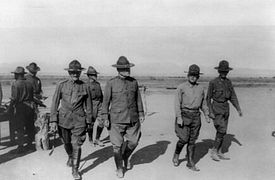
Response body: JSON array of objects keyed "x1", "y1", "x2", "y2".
[
  {"x1": 109, "y1": 123, "x2": 125, "y2": 178},
  {"x1": 211, "y1": 114, "x2": 227, "y2": 161},
  {"x1": 217, "y1": 112, "x2": 230, "y2": 160},
  {"x1": 25, "y1": 106, "x2": 36, "y2": 148},
  {"x1": 123, "y1": 122, "x2": 141, "y2": 170},
  {"x1": 58, "y1": 126, "x2": 73, "y2": 167},
  {"x1": 94, "y1": 119, "x2": 105, "y2": 147},
  {"x1": 173, "y1": 119, "x2": 189, "y2": 166},
  {"x1": 71, "y1": 127, "x2": 86, "y2": 180},
  {"x1": 186, "y1": 117, "x2": 201, "y2": 171},
  {"x1": 87, "y1": 121, "x2": 94, "y2": 144}
]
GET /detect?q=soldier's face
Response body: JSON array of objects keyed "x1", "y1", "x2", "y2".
[
  {"x1": 88, "y1": 74, "x2": 97, "y2": 81},
  {"x1": 219, "y1": 71, "x2": 228, "y2": 79},
  {"x1": 118, "y1": 68, "x2": 130, "y2": 77},
  {"x1": 188, "y1": 75, "x2": 199, "y2": 84},
  {"x1": 69, "y1": 71, "x2": 81, "y2": 81}
]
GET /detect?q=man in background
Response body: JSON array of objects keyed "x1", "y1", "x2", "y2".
[
  {"x1": 25, "y1": 62, "x2": 43, "y2": 100},
  {"x1": 10, "y1": 66, "x2": 35, "y2": 152},
  {"x1": 85, "y1": 66, "x2": 105, "y2": 147}
]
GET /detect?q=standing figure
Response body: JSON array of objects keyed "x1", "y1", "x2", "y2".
[
  {"x1": 206, "y1": 60, "x2": 243, "y2": 161},
  {"x1": 102, "y1": 56, "x2": 145, "y2": 178},
  {"x1": 25, "y1": 62, "x2": 43, "y2": 100},
  {"x1": 85, "y1": 66, "x2": 105, "y2": 147},
  {"x1": 10, "y1": 66, "x2": 35, "y2": 152},
  {"x1": 173, "y1": 64, "x2": 210, "y2": 171},
  {"x1": 50, "y1": 60, "x2": 92, "y2": 180}
]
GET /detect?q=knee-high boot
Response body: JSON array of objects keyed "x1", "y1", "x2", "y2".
[
  {"x1": 122, "y1": 145, "x2": 136, "y2": 170},
  {"x1": 172, "y1": 140, "x2": 186, "y2": 167},
  {"x1": 72, "y1": 147, "x2": 81, "y2": 180},
  {"x1": 114, "y1": 148, "x2": 124, "y2": 178},
  {"x1": 94, "y1": 126, "x2": 104, "y2": 147},
  {"x1": 186, "y1": 145, "x2": 200, "y2": 171},
  {"x1": 64, "y1": 143, "x2": 73, "y2": 167}
]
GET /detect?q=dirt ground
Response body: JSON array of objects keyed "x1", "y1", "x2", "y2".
[{"x1": 1, "y1": 85, "x2": 275, "y2": 180}]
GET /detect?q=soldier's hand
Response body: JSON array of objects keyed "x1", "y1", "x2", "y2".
[
  {"x1": 87, "y1": 123, "x2": 92, "y2": 129},
  {"x1": 205, "y1": 116, "x2": 211, "y2": 123},
  {"x1": 104, "y1": 119, "x2": 110, "y2": 128},
  {"x1": 176, "y1": 117, "x2": 183, "y2": 126},
  {"x1": 139, "y1": 116, "x2": 145, "y2": 123},
  {"x1": 50, "y1": 122, "x2": 58, "y2": 133},
  {"x1": 209, "y1": 112, "x2": 215, "y2": 120},
  {"x1": 238, "y1": 110, "x2": 243, "y2": 117}
]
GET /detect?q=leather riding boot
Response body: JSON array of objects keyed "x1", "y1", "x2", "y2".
[
  {"x1": 64, "y1": 144, "x2": 73, "y2": 167},
  {"x1": 94, "y1": 126, "x2": 104, "y2": 147},
  {"x1": 217, "y1": 149, "x2": 230, "y2": 160},
  {"x1": 72, "y1": 147, "x2": 81, "y2": 180},
  {"x1": 172, "y1": 140, "x2": 186, "y2": 167},
  {"x1": 172, "y1": 153, "x2": 180, "y2": 167},
  {"x1": 122, "y1": 145, "x2": 134, "y2": 170},
  {"x1": 211, "y1": 148, "x2": 220, "y2": 161},
  {"x1": 186, "y1": 145, "x2": 200, "y2": 171},
  {"x1": 114, "y1": 149, "x2": 124, "y2": 178},
  {"x1": 87, "y1": 127, "x2": 93, "y2": 143}
]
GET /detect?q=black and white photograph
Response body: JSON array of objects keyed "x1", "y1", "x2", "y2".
[{"x1": 0, "y1": 0, "x2": 275, "y2": 180}]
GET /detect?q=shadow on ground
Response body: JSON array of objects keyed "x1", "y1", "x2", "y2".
[
  {"x1": 0, "y1": 135, "x2": 63, "y2": 164},
  {"x1": 131, "y1": 140, "x2": 170, "y2": 166},
  {"x1": 80, "y1": 145, "x2": 113, "y2": 175}
]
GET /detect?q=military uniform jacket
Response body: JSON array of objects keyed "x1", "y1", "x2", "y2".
[
  {"x1": 50, "y1": 79, "x2": 92, "y2": 129},
  {"x1": 11, "y1": 78, "x2": 34, "y2": 104},
  {"x1": 206, "y1": 77, "x2": 241, "y2": 114},
  {"x1": 102, "y1": 76, "x2": 144, "y2": 124},
  {"x1": 86, "y1": 80, "x2": 103, "y2": 121},
  {"x1": 25, "y1": 74, "x2": 43, "y2": 99}
]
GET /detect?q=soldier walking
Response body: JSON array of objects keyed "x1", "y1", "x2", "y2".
[
  {"x1": 173, "y1": 64, "x2": 210, "y2": 171},
  {"x1": 206, "y1": 60, "x2": 243, "y2": 161},
  {"x1": 50, "y1": 60, "x2": 92, "y2": 180},
  {"x1": 102, "y1": 56, "x2": 145, "y2": 178},
  {"x1": 85, "y1": 66, "x2": 105, "y2": 147},
  {"x1": 10, "y1": 67, "x2": 35, "y2": 152}
]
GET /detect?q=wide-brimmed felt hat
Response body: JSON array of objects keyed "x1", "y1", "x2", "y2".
[
  {"x1": 184, "y1": 64, "x2": 203, "y2": 76},
  {"x1": 112, "y1": 56, "x2": 135, "y2": 68},
  {"x1": 214, "y1": 60, "x2": 233, "y2": 71},
  {"x1": 26, "y1": 62, "x2": 40, "y2": 72},
  {"x1": 11, "y1": 66, "x2": 27, "y2": 74},
  {"x1": 84, "y1": 66, "x2": 99, "y2": 75},
  {"x1": 64, "y1": 60, "x2": 85, "y2": 71}
]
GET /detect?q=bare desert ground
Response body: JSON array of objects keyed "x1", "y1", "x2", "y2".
[{"x1": 0, "y1": 77, "x2": 275, "y2": 180}]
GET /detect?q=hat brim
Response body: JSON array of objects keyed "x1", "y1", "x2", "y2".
[
  {"x1": 184, "y1": 71, "x2": 203, "y2": 75},
  {"x1": 214, "y1": 67, "x2": 233, "y2": 71},
  {"x1": 26, "y1": 66, "x2": 40, "y2": 72},
  {"x1": 84, "y1": 72, "x2": 99, "y2": 75},
  {"x1": 11, "y1": 72, "x2": 27, "y2": 74},
  {"x1": 64, "y1": 68, "x2": 86, "y2": 71},
  {"x1": 112, "y1": 63, "x2": 135, "y2": 68}
]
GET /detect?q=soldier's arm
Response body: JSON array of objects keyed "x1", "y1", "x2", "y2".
[
  {"x1": 200, "y1": 90, "x2": 209, "y2": 118},
  {"x1": 85, "y1": 85, "x2": 93, "y2": 125},
  {"x1": 136, "y1": 81, "x2": 145, "y2": 118},
  {"x1": 0, "y1": 82, "x2": 2, "y2": 105},
  {"x1": 50, "y1": 83, "x2": 62, "y2": 123},
  {"x1": 97, "y1": 85, "x2": 103, "y2": 119},
  {"x1": 102, "y1": 81, "x2": 112, "y2": 121},
  {"x1": 174, "y1": 86, "x2": 182, "y2": 119},
  {"x1": 229, "y1": 82, "x2": 242, "y2": 113},
  {"x1": 206, "y1": 81, "x2": 214, "y2": 116},
  {"x1": 10, "y1": 82, "x2": 18, "y2": 104}
]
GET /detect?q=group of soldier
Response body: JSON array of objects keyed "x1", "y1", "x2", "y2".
[{"x1": 0, "y1": 57, "x2": 243, "y2": 180}]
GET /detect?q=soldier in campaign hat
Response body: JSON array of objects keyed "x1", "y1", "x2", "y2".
[
  {"x1": 25, "y1": 62, "x2": 43, "y2": 100},
  {"x1": 85, "y1": 66, "x2": 105, "y2": 147},
  {"x1": 206, "y1": 60, "x2": 243, "y2": 161},
  {"x1": 50, "y1": 60, "x2": 92, "y2": 180},
  {"x1": 102, "y1": 56, "x2": 145, "y2": 178},
  {"x1": 10, "y1": 66, "x2": 35, "y2": 152},
  {"x1": 173, "y1": 64, "x2": 210, "y2": 171}
]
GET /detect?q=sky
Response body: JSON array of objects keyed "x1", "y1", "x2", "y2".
[{"x1": 0, "y1": 0, "x2": 274, "y2": 76}]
